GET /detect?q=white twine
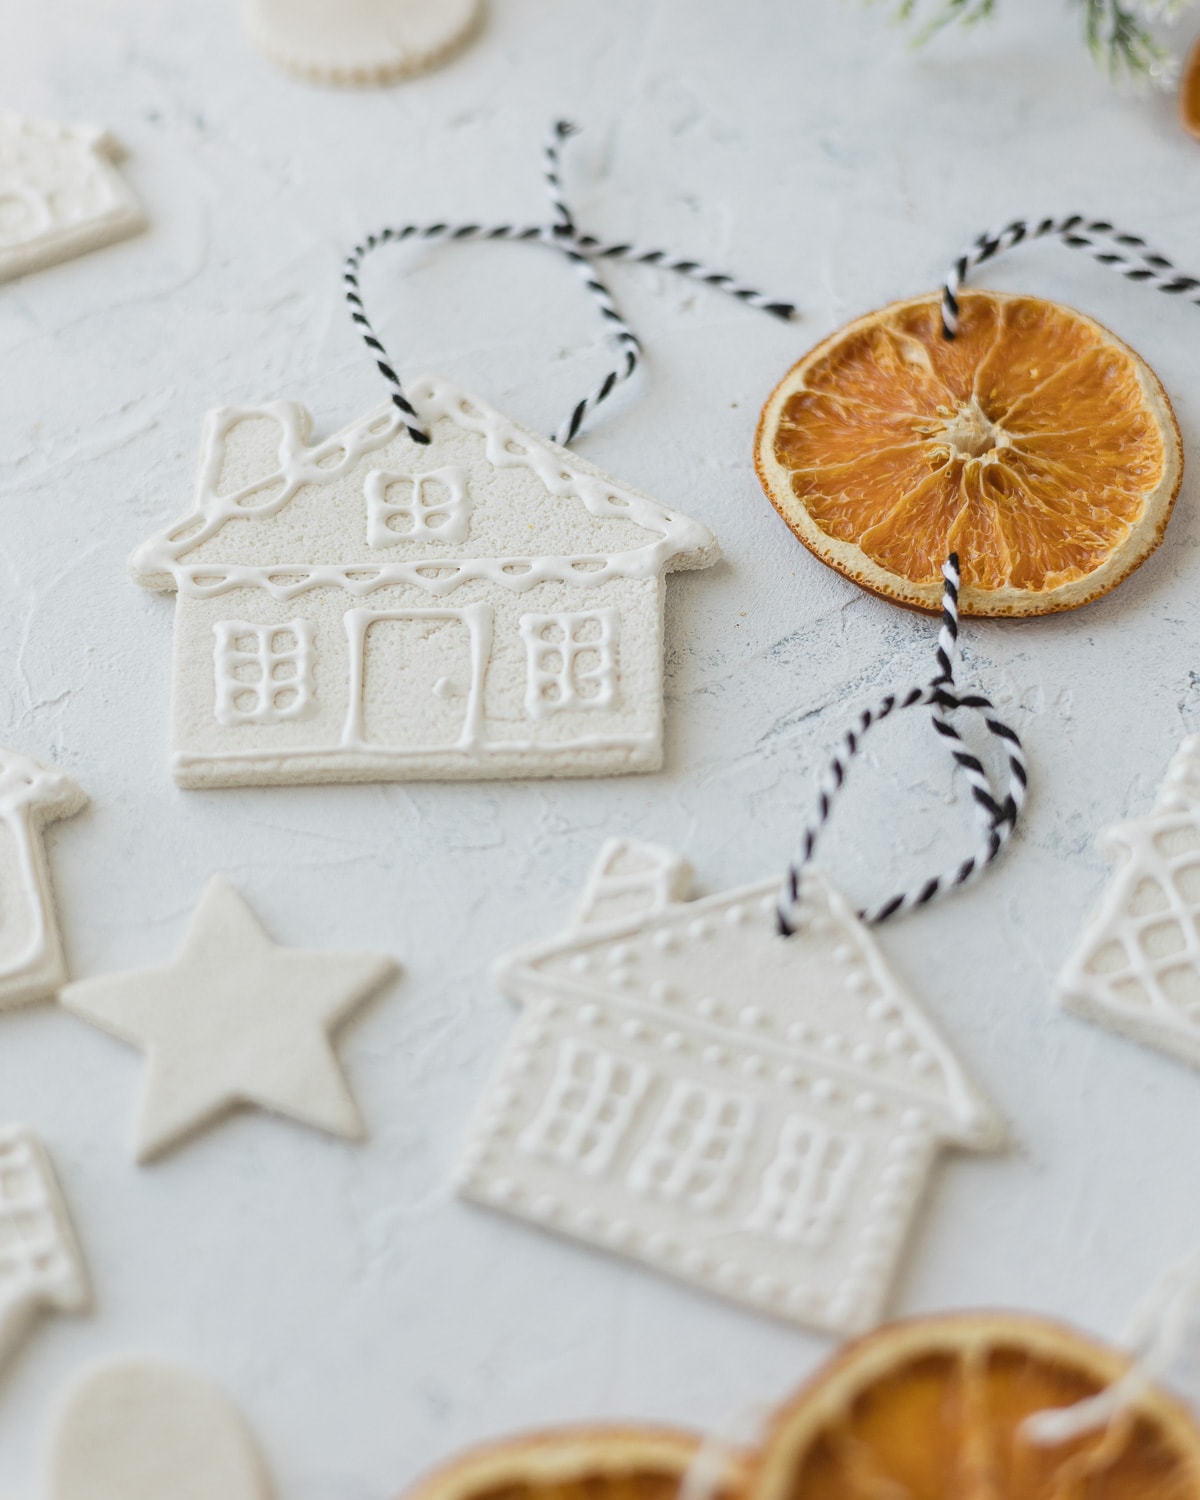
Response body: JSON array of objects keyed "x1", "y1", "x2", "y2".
[{"x1": 1023, "y1": 1250, "x2": 1200, "y2": 1446}]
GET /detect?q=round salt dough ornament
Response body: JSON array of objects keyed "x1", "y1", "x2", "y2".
[
  {"x1": 756, "y1": 223, "x2": 1191, "y2": 617},
  {"x1": 244, "y1": 0, "x2": 482, "y2": 86}
]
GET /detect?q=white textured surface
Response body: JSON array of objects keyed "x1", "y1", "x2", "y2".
[{"x1": 2, "y1": 0, "x2": 1200, "y2": 1493}]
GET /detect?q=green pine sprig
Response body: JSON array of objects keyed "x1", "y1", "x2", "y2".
[{"x1": 879, "y1": 0, "x2": 1189, "y2": 83}]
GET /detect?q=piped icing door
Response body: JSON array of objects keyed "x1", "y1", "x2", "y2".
[{"x1": 343, "y1": 605, "x2": 491, "y2": 754}]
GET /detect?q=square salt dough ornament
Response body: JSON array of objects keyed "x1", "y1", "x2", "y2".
[
  {"x1": 0, "y1": 114, "x2": 144, "y2": 282},
  {"x1": 130, "y1": 378, "x2": 719, "y2": 787}
]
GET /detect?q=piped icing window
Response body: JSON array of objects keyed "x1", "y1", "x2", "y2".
[
  {"x1": 518, "y1": 1040, "x2": 648, "y2": 1175},
  {"x1": 747, "y1": 1114, "x2": 863, "y2": 1249},
  {"x1": 212, "y1": 621, "x2": 315, "y2": 726},
  {"x1": 628, "y1": 1081, "x2": 755, "y2": 1213},
  {"x1": 520, "y1": 610, "x2": 619, "y2": 718},
  {"x1": 365, "y1": 465, "x2": 470, "y2": 547}
]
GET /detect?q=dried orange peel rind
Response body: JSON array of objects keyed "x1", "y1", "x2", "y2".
[
  {"x1": 401, "y1": 1426, "x2": 745, "y2": 1500},
  {"x1": 743, "y1": 1312, "x2": 1200, "y2": 1500},
  {"x1": 755, "y1": 291, "x2": 1184, "y2": 617}
]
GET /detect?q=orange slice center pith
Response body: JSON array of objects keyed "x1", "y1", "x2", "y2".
[
  {"x1": 747, "y1": 1314, "x2": 1200, "y2": 1500},
  {"x1": 755, "y1": 291, "x2": 1183, "y2": 617}
]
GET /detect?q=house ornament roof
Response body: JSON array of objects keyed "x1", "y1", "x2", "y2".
[
  {"x1": 130, "y1": 376, "x2": 718, "y2": 600},
  {"x1": 497, "y1": 840, "x2": 1002, "y2": 1148}
]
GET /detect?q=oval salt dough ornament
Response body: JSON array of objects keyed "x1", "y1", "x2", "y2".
[
  {"x1": 755, "y1": 290, "x2": 1183, "y2": 617},
  {"x1": 47, "y1": 1359, "x2": 272, "y2": 1500},
  {"x1": 244, "y1": 0, "x2": 482, "y2": 86},
  {"x1": 1183, "y1": 37, "x2": 1200, "y2": 140}
]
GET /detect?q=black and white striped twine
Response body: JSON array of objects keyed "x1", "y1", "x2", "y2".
[
  {"x1": 777, "y1": 556, "x2": 1027, "y2": 935},
  {"x1": 345, "y1": 120, "x2": 796, "y2": 448},
  {"x1": 943, "y1": 215, "x2": 1200, "y2": 338}
]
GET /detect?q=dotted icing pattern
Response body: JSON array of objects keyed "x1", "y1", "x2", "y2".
[{"x1": 458, "y1": 839, "x2": 1002, "y2": 1335}]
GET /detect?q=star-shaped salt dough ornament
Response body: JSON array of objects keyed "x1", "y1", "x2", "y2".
[{"x1": 59, "y1": 876, "x2": 396, "y2": 1162}]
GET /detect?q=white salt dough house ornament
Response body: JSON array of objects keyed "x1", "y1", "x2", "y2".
[
  {"x1": 46, "y1": 1358, "x2": 272, "y2": 1500},
  {"x1": 130, "y1": 380, "x2": 718, "y2": 788},
  {"x1": 456, "y1": 840, "x2": 1003, "y2": 1335},
  {"x1": 244, "y1": 0, "x2": 481, "y2": 86},
  {"x1": 0, "y1": 1125, "x2": 88, "y2": 1378},
  {"x1": 0, "y1": 114, "x2": 143, "y2": 283},
  {"x1": 0, "y1": 746, "x2": 85, "y2": 1011},
  {"x1": 1058, "y1": 736, "x2": 1200, "y2": 1070}
]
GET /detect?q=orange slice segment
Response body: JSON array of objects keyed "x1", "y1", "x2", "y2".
[
  {"x1": 744, "y1": 1312, "x2": 1200, "y2": 1500},
  {"x1": 401, "y1": 1427, "x2": 743, "y2": 1500},
  {"x1": 756, "y1": 291, "x2": 1183, "y2": 616}
]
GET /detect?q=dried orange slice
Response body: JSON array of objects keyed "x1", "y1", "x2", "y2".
[
  {"x1": 743, "y1": 1312, "x2": 1200, "y2": 1499},
  {"x1": 755, "y1": 291, "x2": 1183, "y2": 616},
  {"x1": 401, "y1": 1426, "x2": 743, "y2": 1500}
]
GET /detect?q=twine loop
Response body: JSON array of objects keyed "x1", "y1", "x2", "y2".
[
  {"x1": 777, "y1": 556, "x2": 1027, "y2": 935},
  {"x1": 942, "y1": 215, "x2": 1200, "y2": 338},
  {"x1": 344, "y1": 121, "x2": 796, "y2": 448}
]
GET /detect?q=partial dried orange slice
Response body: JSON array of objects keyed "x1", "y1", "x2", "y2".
[
  {"x1": 1184, "y1": 38, "x2": 1200, "y2": 141},
  {"x1": 756, "y1": 291, "x2": 1183, "y2": 616},
  {"x1": 401, "y1": 1426, "x2": 743, "y2": 1500},
  {"x1": 744, "y1": 1312, "x2": 1200, "y2": 1499}
]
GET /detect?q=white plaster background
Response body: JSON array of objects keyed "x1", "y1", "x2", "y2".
[{"x1": 0, "y1": 0, "x2": 1199, "y2": 1492}]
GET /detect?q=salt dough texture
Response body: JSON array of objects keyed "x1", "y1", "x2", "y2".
[
  {"x1": 0, "y1": 747, "x2": 85, "y2": 1012},
  {"x1": 9, "y1": 0, "x2": 1200, "y2": 1490},
  {"x1": 244, "y1": 0, "x2": 482, "y2": 86},
  {"x1": 1058, "y1": 736, "x2": 1200, "y2": 1070},
  {"x1": 130, "y1": 376, "x2": 719, "y2": 787},
  {"x1": 457, "y1": 840, "x2": 1003, "y2": 1336},
  {"x1": 59, "y1": 876, "x2": 397, "y2": 1162},
  {"x1": 0, "y1": 114, "x2": 143, "y2": 283},
  {"x1": 46, "y1": 1358, "x2": 272, "y2": 1500},
  {"x1": 0, "y1": 1126, "x2": 88, "y2": 1380}
]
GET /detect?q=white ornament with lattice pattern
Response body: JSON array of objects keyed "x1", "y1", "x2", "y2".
[
  {"x1": 1058, "y1": 736, "x2": 1200, "y2": 1070},
  {"x1": 0, "y1": 1125, "x2": 88, "y2": 1375},
  {"x1": 0, "y1": 114, "x2": 143, "y2": 283},
  {"x1": 456, "y1": 839, "x2": 1003, "y2": 1336},
  {"x1": 0, "y1": 745, "x2": 86, "y2": 1011}
]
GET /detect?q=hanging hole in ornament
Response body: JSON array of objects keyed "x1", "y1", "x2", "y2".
[
  {"x1": 505, "y1": 440, "x2": 531, "y2": 457},
  {"x1": 368, "y1": 414, "x2": 392, "y2": 434},
  {"x1": 459, "y1": 399, "x2": 481, "y2": 417},
  {"x1": 606, "y1": 493, "x2": 630, "y2": 508}
]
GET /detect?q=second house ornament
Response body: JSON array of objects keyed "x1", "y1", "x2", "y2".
[
  {"x1": 130, "y1": 124, "x2": 793, "y2": 787},
  {"x1": 457, "y1": 566, "x2": 1027, "y2": 1336}
]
